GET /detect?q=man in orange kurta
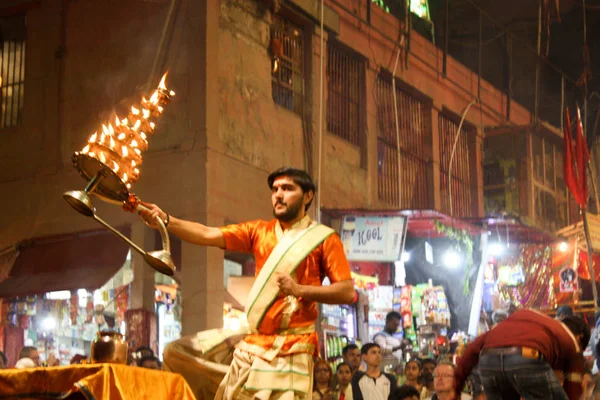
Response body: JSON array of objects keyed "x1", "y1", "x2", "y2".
[{"x1": 141, "y1": 167, "x2": 354, "y2": 400}]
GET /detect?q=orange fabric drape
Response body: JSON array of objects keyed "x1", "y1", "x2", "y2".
[{"x1": 0, "y1": 363, "x2": 196, "y2": 400}]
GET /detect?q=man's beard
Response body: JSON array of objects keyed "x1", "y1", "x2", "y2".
[{"x1": 273, "y1": 199, "x2": 304, "y2": 222}]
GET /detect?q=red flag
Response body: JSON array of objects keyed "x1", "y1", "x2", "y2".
[
  {"x1": 575, "y1": 106, "x2": 590, "y2": 207},
  {"x1": 564, "y1": 108, "x2": 586, "y2": 207}
]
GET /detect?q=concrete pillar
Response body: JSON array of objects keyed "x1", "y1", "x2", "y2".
[
  {"x1": 129, "y1": 223, "x2": 156, "y2": 311},
  {"x1": 126, "y1": 223, "x2": 158, "y2": 354},
  {"x1": 180, "y1": 212, "x2": 225, "y2": 335},
  {"x1": 178, "y1": 0, "x2": 224, "y2": 336}
]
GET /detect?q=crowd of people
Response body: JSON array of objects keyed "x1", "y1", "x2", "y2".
[
  {"x1": 0, "y1": 345, "x2": 162, "y2": 370},
  {"x1": 309, "y1": 305, "x2": 598, "y2": 400}
]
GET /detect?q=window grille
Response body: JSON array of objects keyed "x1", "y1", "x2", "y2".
[
  {"x1": 0, "y1": 15, "x2": 26, "y2": 128},
  {"x1": 376, "y1": 74, "x2": 432, "y2": 208},
  {"x1": 439, "y1": 114, "x2": 474, "y2": 217},
  {"x1": 326, "y1": 42, "x2": 365, "y2": 146},
  {"x1": 271, "y1": 16, "x2": 304, "y2": 115}
]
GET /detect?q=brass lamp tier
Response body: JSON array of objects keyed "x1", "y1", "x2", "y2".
[
  {"x1": 63, "y1": 153, "x2": 175, "y2": 276},
  {"x1": 71, "y1": 152, "x2": 130, "y2": 203}
]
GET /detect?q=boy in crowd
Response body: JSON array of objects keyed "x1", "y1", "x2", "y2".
[{"x1": 351, "y1": 343, "x2": 397, "y2": 400}]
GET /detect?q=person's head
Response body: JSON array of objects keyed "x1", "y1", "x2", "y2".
[
  {"x1": 433, "y1": 363, "x2": 457, "y2": 394},
  {"x1": 341, "y1": 344, "x2": 360, "y2": 371},
  {"x1": 314, "y1": 358, "x2": 332, "y2": 386},
  {"x1": 491, "y1": 309, "x2": 508, "y2": 326},
  {"x1": 556, "y1": 305, "x2": 574, "y2": 321},
  {"x1": 267, "y1": 167, "x2": 316, "y2": 222},
  {"x1": 0, "y1": 351, "x2": 6, "y2": 369},
  {"x1": 336, "y1": 362, "x2": 352, "y2": 387},
  {"x1": 133, "y1": 346, "x2": 154, "y2": 363},
  {"x1": 18, "y1": 346, "x2": 39, "y2": 366},
  {"x1": 389, "y1": 384, "x2": 421, "y2": 400},
  {"x1": 422, "y1": 358, "x2": 436, "y2": 376},
  {"x1": 361, "y1": 343, "x2": 382, "y2": 368},
  {"x1": 404, "y1": 359, "x2": 422, "y2": 381},
  {"x1": 70, "y1": 354, "x2": 87, "y2": 365},
  {"x1": 139, "y1": 355, "x2": 161, "y2": 370},
  {"x1": 384, "y1": 311, "x2": 402, "y2": 333},
  {"x1": 562, "y1": 315, "x2": 591, "y2": 349},
  {"x1": 15, "y1": 357, "x2": 36, "y2": 369}
]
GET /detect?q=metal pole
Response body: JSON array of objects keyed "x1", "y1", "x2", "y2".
[
  {"x1": 561, "y1": 76, "x2": 565, "y2": 133},
  {"x1": 443, "y1": 0, "x2": 448, "y2": 76},
  {"x1": 588, "y1": 161, "x2": 600, "y2": 213},
  {"x1": 478, "y1": 9, "x2": 482, "y2": 100},
  {"x1": 582, "y1": 210, "x2": 599, "y2": 314},
  {"x1": 534, "y1": 0, "x2": 542, "y2": 123},
  {"x1": 506, "y1": 33, "x2": 512, "y2": 120}
]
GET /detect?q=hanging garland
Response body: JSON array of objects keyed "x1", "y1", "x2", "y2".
[{"x1": 434, "y1": 220, "x2": 475, "y2": 295}]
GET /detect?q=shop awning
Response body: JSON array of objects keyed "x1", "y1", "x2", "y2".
[
  {"x1": 466, "y1": 216, "x2": 558, "y2": 244},
  {"x1": 321, "y1": 208, "x2": 485, "y2": 238},
  {"x1": 0, "y1": 227, "x2": 131, "y2": 298}
]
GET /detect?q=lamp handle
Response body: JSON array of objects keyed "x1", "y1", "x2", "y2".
[{"x1": 136, "y1": 203, "x2": 171, "y2": 253}]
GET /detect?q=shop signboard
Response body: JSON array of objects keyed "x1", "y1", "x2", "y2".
[{"x1": 340, "y1": 215, "x2": 408, "y2": 262}]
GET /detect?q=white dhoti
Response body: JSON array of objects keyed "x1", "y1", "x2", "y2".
[
  {"x1": 163, "y1": 328, "x2": 314, "y2": 400},
  {"x1": 215, "y1": 346, "x2": 314, "y2": 400}
]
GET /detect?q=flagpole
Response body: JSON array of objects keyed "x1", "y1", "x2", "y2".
[{"x1": 582, "y1": 210, "x2": 599, "y2": 314}]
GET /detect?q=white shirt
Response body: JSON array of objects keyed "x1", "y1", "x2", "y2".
[{"x1": 357, "y1": 373, "x2": 392, "y2": 400}]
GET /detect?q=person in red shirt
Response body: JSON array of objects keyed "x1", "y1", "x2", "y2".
[{"x1": 455, "y1": 309, "x2": 590, "y2": 400}]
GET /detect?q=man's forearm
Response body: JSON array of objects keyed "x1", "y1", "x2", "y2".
[
  {"x1": 168, "y1": 217, "x2": 225, "y2": 248},
  {"x1": 298, "y1": 279, "x2": 354, "y2": 304}
]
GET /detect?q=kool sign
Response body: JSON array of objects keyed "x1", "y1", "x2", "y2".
[{"x1": 340, "y1": 215, "x2": 407, "y2": 261}]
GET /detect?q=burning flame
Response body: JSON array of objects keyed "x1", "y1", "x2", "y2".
[{"x1": 77, "y1": 72, "x2": 174, "y2": 187}]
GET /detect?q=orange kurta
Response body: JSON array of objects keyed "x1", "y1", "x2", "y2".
[{"x1": 220, "y1": 219, "x2": 351, "y2": 356}]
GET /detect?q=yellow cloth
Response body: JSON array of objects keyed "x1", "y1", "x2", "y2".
[{"x1": 0, "y1": 363, "x2": 196, "y2": 400}]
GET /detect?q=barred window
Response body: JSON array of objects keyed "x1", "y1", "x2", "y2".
[
  {"x1": 0, "y1": 15, "x2": 26, "y2": 128},
  {"x1": 376, "y1": 74, "x2": 432, "y2": 208},
  {"x1": 439, "y1": 113, "x2": 475, "y2": 217},
  {"x1": 327, "y1": 42, "x2": 366, "y2": 146},
  {"x1": 271, "y1": 16, "x2": 303, "y2": 115}
]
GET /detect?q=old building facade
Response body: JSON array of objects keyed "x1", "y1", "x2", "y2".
[{"x1": 0, "y1": 0, "x2": 575, "y2": 350}]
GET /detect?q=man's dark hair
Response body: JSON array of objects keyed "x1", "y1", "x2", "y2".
[
  {"x1": 267, "y1": 167, "x2": 316, "y2": 211},
  {"x1": 386, "y1": 311, "x2": 401, "y2": 323},
  {"x1": 389, "y1": 384, "x2": 421, "y2": 400},
  {"x1": 360, "y1": 342, "x2": 380, "y2": 356},
  {"x1": 421, "y1": 358, "x2": 436, "y2": 367},
  {"x1": 139, "y1": 355, "x2": 161, "y2": 368},
  {"x1": 557, "y1": 305, "x2": 574, "y2": 319},
  {"x1": 18, "y1": 346, "x2": 37, "y2": 360},
  {"x1": 0, "y1": 351, "x2": 6, "y2": 365},
  {"x1": 342, "y1": 343, "x2": 359, "y2": 356},
  {"x1": 562, "y1": 315, "x2": 591, "y2": 349}
]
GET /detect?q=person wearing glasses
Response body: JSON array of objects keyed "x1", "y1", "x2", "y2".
[{"x1": 431, "y1": 363, "x2": 472, "y2": 400}]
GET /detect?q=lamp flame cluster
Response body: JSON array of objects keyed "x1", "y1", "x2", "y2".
[{"x1": 77, "y1": 73, "x2": 175, "y2": 188}]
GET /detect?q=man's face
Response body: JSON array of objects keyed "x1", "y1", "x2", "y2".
[
  {"x1": 343, "y1": 348, "x2": 361, "y2": 370},
  {"x1": 423, "y1": 362, "x2": 435, "y2": 376},
  {"x1": 433, "y1": 364, "x2": 456, "y2": 393},
  {"x1": 362, "y1": 346, "x2": 382, "y2": 368},
  {"x1": 28, "y1": 350, "x2": 40, "y2": 366},
  {"x1": 386, "y1": 317, "x2": 400, "y2": 333},
  {"x1": 271, "y1": 176, "x2": 311, "y2": 222}
]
